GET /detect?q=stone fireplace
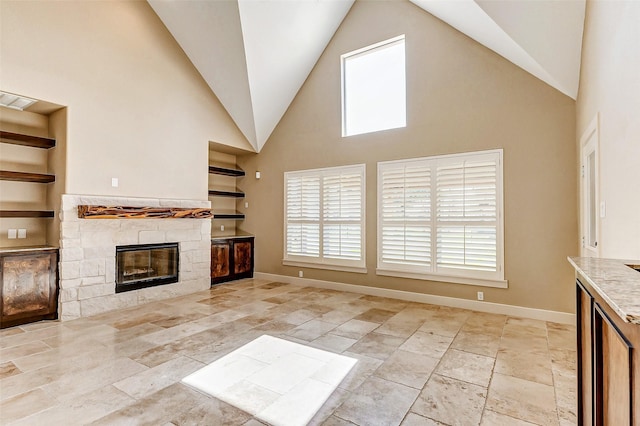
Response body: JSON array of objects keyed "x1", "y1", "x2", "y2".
[{"x1": 58, "y1": 194, "x2": 211, "y2": 321}]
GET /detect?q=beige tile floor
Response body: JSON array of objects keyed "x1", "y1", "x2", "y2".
[{"x1": 0, "y1": 279, "x2": 577, "y2": 425}]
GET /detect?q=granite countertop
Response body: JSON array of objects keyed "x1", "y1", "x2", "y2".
[
  {"x1": 569, "y1": 256, "x2": 640, "y2": 325},
  {"x1": 0, "y1": 245, "x2": 59, "y2": 254},
  {"x1": 211, "y1": 231, "x2": 254, "y2": 241}
]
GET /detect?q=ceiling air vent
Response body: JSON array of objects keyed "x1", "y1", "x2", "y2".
[{"x1": 0, "y1": 91, "x2": 37, "y2": 111}]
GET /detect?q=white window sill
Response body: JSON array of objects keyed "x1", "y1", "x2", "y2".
[
  {"x1": 376, "y1": 268, "x2": 508, "y2": 289},
  {"x1": 283, "y1": 260, "x2": 367, "y2": 274}
]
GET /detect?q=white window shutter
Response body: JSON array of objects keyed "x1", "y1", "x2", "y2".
[
  {"x1": 436, "y1": 156, "x2": 498, "y2": 272},
  {"x1": 377, "y1": 150, "x2": 503, "y2": 283},
  {"x1": 286, "y1": 175, "x2": 320, "y2": 257},
  {"x1": 323, "y1": 171, "x2": 363, "y2": 260},
  {"x1": 284, "y1": 165, "x2": 365, "y2": 269},
  {"x1": 379, "y1": 162, "x2": 431, "y2": 267}
]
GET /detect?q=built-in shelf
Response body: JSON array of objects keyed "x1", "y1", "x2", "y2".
[
  {"x1": 212, "y1": 211, "x2": 245, "y2": 220},
  {"x1": 0, "y1": 245, "x2": 59, "y2": 254},
  {"x1": 0, "y1": 210, "x2": 55, "y2": 218},
  {"x1": 208, "y1": 189, "x2": 244, "y2": 198},
  {"x1": 1, "y1": 131, "x2": 57, "y2": 222},
  {"x1": 0, "y1": 170, "x2": 56, "y2": 183},
  {"x1": 208, "y1": 166, "x2": 245, "y2": 177},
  {"x1": 0, "y1": 131, "x2": 56, "y2": 149},
  {"x1": 209, "y1": 162, "x2": 245, "y2": 220}
]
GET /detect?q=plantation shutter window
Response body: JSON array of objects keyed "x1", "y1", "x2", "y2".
[
  {"x1": 323, "y1": 172, "x2": 363, "y2": 261},
  {"x1": 285, "y1": 175, "x2": 320, "y2": 258},
  {"x1": 436, "y1": 156, "x2": 498, "y2": 274},
  {"x1": 379, "y1": 162, "x2": 432, "y2": 271},
  {"x1": 377, "y1": 150, "x2": 505, "y2": 287},
  {"x1": 284, "y1": 164, "x2": 366, "y2": 272}
]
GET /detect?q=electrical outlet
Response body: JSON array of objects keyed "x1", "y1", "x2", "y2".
[
  {"x1": 111, "y1": 177, "x2": 119, "y2": 187},
  {"x1": 298, "y1": 270, "x2": 303, "y2": 278},
  {"x1": 477, "y1": 291, "x2": 484, "y2": 301},
  {"x1": 8, "y1": 229, "x2": 17, "y2": 239},
  {"x1": 220, "y1": 225, "x2": 225, "y2": 231},
  {"x1": 17, "y1": 229, "x2": 27, "y2": 239}
]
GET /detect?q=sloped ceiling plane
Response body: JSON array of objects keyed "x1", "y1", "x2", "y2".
[{"x1": 149, "y1": 0, "x2": 585, "y2": 153}]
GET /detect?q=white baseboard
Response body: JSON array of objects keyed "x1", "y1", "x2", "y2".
[{"x1": 254, "y1": 272, "x2": 575, "y2": 325}]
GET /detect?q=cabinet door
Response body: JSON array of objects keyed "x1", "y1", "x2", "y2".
[
  {"x1": 234, "y1": 241, "x2": 252, "y2": 274},
  {"x1": 1, "y1": 252, "x2": 58, "y2": 326},
  {"x1": 211, "y1": 243, "x2": 231, "y2": 278},
  {"x1": 593, "y1": 303, "x2": 632, "y2": 426},
  {"x1": 577, "y1": 280, "x2": 594, "y2": 426}
]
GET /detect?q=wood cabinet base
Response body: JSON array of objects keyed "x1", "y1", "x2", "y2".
[
  {"x1": 577, "y1": 275, "x2": 638, "y2": 425},
  {"x1": 1, "y1": 248, "x2": 59, "y2": 328},
  {"x1": 211, "y1": 237, "x2": 254, "y2": 285}
]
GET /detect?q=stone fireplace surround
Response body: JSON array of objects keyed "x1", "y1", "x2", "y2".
[{"x1": 58, "y1": 194, "x2": 211, "y2": 321}]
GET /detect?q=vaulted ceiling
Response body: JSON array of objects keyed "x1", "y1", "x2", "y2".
[{"x1": 149, "y1": 0, "x2": 585, "y2": 153}]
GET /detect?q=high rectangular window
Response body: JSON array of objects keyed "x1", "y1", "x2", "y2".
[
  {"x1": 341, "y1": 35, "x2": 406, "y2": 137},
  {"x1": 377, "y1": 150, "x2": 505, "y2": 287},
  {"x1": 284, "y1": 164, "x2": 366, "y2": 272}
]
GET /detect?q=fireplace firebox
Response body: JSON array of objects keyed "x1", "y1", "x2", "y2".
[{"x1": 115, "y1": 243, "x2": 179, "y2": 293}]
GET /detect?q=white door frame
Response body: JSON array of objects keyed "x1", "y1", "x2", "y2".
[{"x1": 580, "y1": 113, "x2": 600, "y2": 257}]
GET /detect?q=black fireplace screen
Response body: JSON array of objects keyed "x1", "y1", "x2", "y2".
[{"x1": 115, "y1": 243, "x2": 179, "y2": 293}]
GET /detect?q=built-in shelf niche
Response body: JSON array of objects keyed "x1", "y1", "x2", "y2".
[
  {"x1": 0, "y1": 101, "x2": 67, "y2": 248},
  {"x1": 209, "y1": 150, "x2": 245, "y2": 237}
]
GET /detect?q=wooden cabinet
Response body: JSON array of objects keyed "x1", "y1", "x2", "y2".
[
  {"x1": 593, "y1": 304, "x2": 632, "y2": 425},
  {"x1": 0, "y1": 248, "x2": 58, "y2": 328},
  {"x1": 576, "y1": 276, "x2": 638, "y2": 425},
  {"x1": 577, "y1": 280, "x2": 594, "y2": 426},
  {"x1": 211, "y1": 236, "x2": 254, "y2": 285},
  {"x1": 211, "y1": 241, "x2": 231, "y2": 279}
]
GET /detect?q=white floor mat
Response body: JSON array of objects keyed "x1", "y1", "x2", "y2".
[{"x1": 181, "y1": 334, "x2": 358, "y2": 426}]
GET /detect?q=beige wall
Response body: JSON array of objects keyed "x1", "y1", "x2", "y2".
[
  {"x1": 576, "y1": 0, "x2": 640, "y2": 259},
  {"x1": 1, "y1": 0, "x2": 252, "y2": 201},
  {"x1": 238, "y1": 0, "x2": 578, "y2": 313}
]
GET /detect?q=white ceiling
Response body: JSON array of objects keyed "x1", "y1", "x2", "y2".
[{"x1": 149, "y1": 0, "x2": 585, "y2": 153}]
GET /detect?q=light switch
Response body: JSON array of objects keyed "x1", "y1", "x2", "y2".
[
  {"x1": 600, "y1": 201, "x2": 606, "y2": 218},
  {"x1": 255, "y1": 171, "x2": 261, "y2": 179},
  {"x1": 17, "y1": 229, "x2": 27, "y2": 238},
  {"x1": 245, "y1": 202, "x2": 249, "y2": 209},
  {"x1": 8, "y1": 229, "x2": 17, "y2": 239}
]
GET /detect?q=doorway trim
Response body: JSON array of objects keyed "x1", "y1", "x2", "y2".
[{"x1": 580, "y1": 113, "x2": 600, "y2": 257}]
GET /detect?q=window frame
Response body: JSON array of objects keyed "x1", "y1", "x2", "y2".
[
  {"x1": 341, "y1": 34, "x2": 406, "y2": 138},
  {"x1": 283, "y1": 164, "x2": 367, "y2": 273},
  {"x1": 377, "y1": 149, "x2": 507, "y2": 288}
]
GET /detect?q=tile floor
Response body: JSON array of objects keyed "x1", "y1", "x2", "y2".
[{"x1": 0, "y1": 278, "x2": 577, "y2": 425}]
